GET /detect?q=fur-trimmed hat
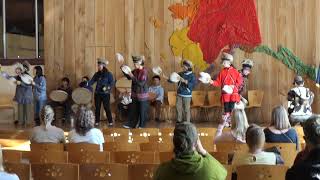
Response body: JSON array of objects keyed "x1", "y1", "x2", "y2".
[
  {"x1": 97, "y1": 58, "x2": 109, "y2": 67},
  {"x1": 242, "y1": 59, "x2": 254, "y2": 68},
  {"x1": 182, "y1": 60, "x2": 193, "y2": 69},
  {"x1": 14, "y1": 62, "x2": 24, "y2": 72},
  {"x1": 132, "y1": 55, "x2": 145, "y2": 65},
  {"x1": 221, "y1": 52, "x2": 234, "y2": 63},
  {"x1": 293, "y1": 75, "x2": 304, "y2": 85}
]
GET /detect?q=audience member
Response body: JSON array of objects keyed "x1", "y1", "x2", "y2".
[
  {"x1": 68, "y1": 107, "x2": 105, "y2": 151},
  {"x1": 30, "y1": 105, "x2": 65, "y2": 143},
  {"x1": 154, "y1": 122, "x2": 227, "y2": 180}
]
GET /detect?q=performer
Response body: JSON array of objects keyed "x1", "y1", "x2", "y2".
[
  {"x1": 123, "y1": 55, "x2": 149, "y2": 128},
  {"x1": 287, "y1": 75, "x2": 314, "y2": 125},
  {"x1": 209, "y1": 53, "x2": 242, "y2": 134},
  {"x1": 88, "y1": 58, "x2": 114, "y2": 126},
  {"x1": 239, "y1": 59, "x2": 254, "y2": 99},
  {"x1": 1, "y1": 61, "x2": 33, "y2": 126},
  {"x1": 33, "y1": 66, "x2": 47, "y2": 126},
  {"x1": 149, "y1": 75, "x2": 164, "y2": 122},
  {"x1": 117, "y1": 88, "x2": 132, "y2": 121},
  {"x1": 56, "y1": 77, "x2": 73, "y2": 124},
  {"x1": 79, "y1": 76, "x2": 93, "y2": 92},
  {"x1": 169, "y1": 60, "x2": 197, "y2": 123}
]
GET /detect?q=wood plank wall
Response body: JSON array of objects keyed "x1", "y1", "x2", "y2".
[{"x1": 44, "y1": 0, "x2": 320, "y2": 123}]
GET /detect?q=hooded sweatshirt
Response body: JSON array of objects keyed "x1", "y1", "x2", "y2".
[{"x1": 154, "y1": 151, "x2": 227, "y2": 180}]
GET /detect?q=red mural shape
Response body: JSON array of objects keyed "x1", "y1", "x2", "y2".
[{"x1": 188, "y1": 0, "x2": 262, "y2": 63}]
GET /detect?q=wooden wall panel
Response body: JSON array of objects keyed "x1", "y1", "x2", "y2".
[{"x1": 44, "y1": 0, "x2": 320, "y2": 123}]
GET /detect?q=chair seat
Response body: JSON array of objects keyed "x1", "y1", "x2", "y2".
[{"x1": 0, "y1": 105, "x2": 14, "y2": 109}]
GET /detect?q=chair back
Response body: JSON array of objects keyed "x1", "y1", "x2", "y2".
[
  {"x1": 215, "y1": 142, "x2": 248, "y2": 153},
  {"x1": 224, "y1": 165, "x2": 232, "y2": 180},
  {"x1": 104, "y1": 142, "x2": 141, "y2": 152},
  {"x1": 128, "y1": 164, "x2": 159, "y2": 180},
  {"x1": 248, "y1": 90, "x2": 264, "y2": 107},
  {"x1": 30, "y1": 150, "x2": 68, "y2": 163},
  {"x1": 79, "y1": 163, "x2": 128, "y2": 180},
  {"x1": 113, "y1": 135, "x2": 149, "y2": 143},
  {"x1": 191, "y1": 91, "x2": 206, "y2": 106},
  {"x1": 2, "y1": 150, "x2": 22, "y2": 163},
  {"x1": 66, "y1": 143, "x2": 100, "y2": 152},
  {"x1": 111, "y1": 151, "x2": 159, "y2": 164},
  {"x1": 236, "y1": 165, "x2": 288, "y2": 180},
  {"x1": 69, "y1": 151, "x2": 110, "y2": 164},
  {"x1": 102, "y1": 128, "x2": 130, "y2": 136},
  {"x1": 264, "y1": 143, "x2": 297, "y2": 167},
  {"x1": 140, "y1": 142, "x2": 173, "y2": 152},
  {"x1": 30, "y1": 143, "x2": 64, "y2": 152},
  {"x1": 200, "y1": 137, "x2": 215, "y2": 152},
  {"x1": 209, "y1": 151, "x2": 229, "y2": 165},
  {"x1": 130, "y1": 128, "x2": 159, "y2": 136},
  {"x1": 32, "y1": 163, "x2": 79, "y2": 180},
  {"x1": 148, "y1": 135, "x2": 173, "y2": 143},
  {"x1": 167, "y1": 91, "x2": 177, "y2": 106},
  {"x1": 207, "y1": 90, "x2": 222, "y2": 107},
  {"x1": 159, "y1": 152, "x2": 174, "y2": 163},
  {"x1": 4, "y1": 163, "x2": 30, "y2": 180},
  {"x1": 197, "y1": 127, "x2": 216, "y2": 137},
  {"x1": 158, "y1": 128, "x2": 174, "y2": 136}
]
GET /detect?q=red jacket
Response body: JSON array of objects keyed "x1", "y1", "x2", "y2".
[{"x1": 211, "y1": 66, "x2": 242, "y2": 103}]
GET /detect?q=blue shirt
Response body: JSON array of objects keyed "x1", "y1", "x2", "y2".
[
  {"x1": 149, "y1": 85, "x2": 164, "y2": 103},
  {"x1": 264, "y1": 128, "x2": 299, "y2": 150},
  {"x1": 33, "y1": 76, "x2": 47, "y2": 101},
  {"x1": 88, "y1": 70, "x2": 114, "y2": 94}
]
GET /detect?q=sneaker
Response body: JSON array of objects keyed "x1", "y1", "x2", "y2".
[
  {"x1": 108, "y1": 123, "x2": 113, "y2": 126},
  {"x1": 123, "y1": 125, "x2": 130, "y2": 129}
]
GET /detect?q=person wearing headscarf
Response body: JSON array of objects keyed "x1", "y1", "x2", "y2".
[
  {"x1": 30, "y1": 105, "x2": 65, "y2": 143},
  {"x1": 122, "y1": 55, "x2": 149, "y2": 128},
  {"x1": 168, "y1": 60, "x2": 197, "y2": 123},
  {"x1": 1, "y1": 61, "x2": 33, "y2": 126},
  {"x1": 88, "y1": 58, "x2": 114, "y2": 126},
  {"x1": 68, "y1": 107, "x2": 105, "y2": 151},
  {"x1": 209, "y1": 52, "x2": 242, "y2": 134},
  {"x1": 154, "y1": 122, "x2": 227, "y2": 180},
  {"x1": 33, "y1": 66, "x2": 47, "y2": 126}
]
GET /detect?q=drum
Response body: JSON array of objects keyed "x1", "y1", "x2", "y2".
[
  {"x1": 169, "y1": 72, "x2": 181, "y2": 83},
  {"x1": 20, "y1": 74, "x2": 33, "y2": 85},
  {"x1": 49, "y1": 90, "x2": 68, "y2": 102},
  {"x1": 72, "y1": 88, "x2": 92, "y2": 105},
  {"x1": 116, "y1": 77, "x2": 131, "y2": 93},
  {"x1": 121, "y1": 65, "x2": 132, "y2": 75},
  {"x1": 148, "y1": 92, "x2": 157, "y2": 101}
]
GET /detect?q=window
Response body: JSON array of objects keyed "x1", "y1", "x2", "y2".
[{"x1": 1, "y1": 0, "x2": 43, "y2": 59}]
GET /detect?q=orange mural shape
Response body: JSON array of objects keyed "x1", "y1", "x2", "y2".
[{"x1": 168, "y1": 0, "x2": 199, "y2": 25}]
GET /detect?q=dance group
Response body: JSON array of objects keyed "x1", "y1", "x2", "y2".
[{"x1": 0, "y1": 52, "x2": 315, "y2": 131}]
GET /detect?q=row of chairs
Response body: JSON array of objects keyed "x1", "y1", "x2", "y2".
[{"x1": 4, "y1": 162, "x2": 288, "y2": 180}]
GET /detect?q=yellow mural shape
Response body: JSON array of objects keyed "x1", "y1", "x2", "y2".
[{"x1": 169, "y1": 27, "x2": 208, "y2": 71}]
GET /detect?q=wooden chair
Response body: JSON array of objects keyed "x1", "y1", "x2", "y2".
[
  {"x1": 200, "y1": 136, "x2": 215, "y2": 152},
  {"x1": 236, "y1": 165, "x2": 288, "y2": 180},
  {"x1": 32, "y1": 163, "x2": 79, "y2": 180},
  {"x1": 202, "y1": 90, "x2": 222, "y2": 121},
  {"x1": 294, "y1": 125, "x2": 305, "y2": 150},
  {"x1": 191, "y1": 91, "x2": 206, "y2": 122},
  {"x1": 69, "y1": 151, "x2": 110, "y2": 164},
  {"x1": 159, "y1": 152, "x2": 174, "y2": 163},
  {"x1": 102, "y1": 128, "x2": 130, "y2": 136},
  {"x1": 224, "y1": 165, "x2": 232, "y2": 180},
  {"x1": 209, "y1": 151, "x2": 229, "y2": 165},
  {"x1": 111, "y1": 151, "x2": 159, "y2": 164},
  {"x1": 79, "y1": 163, "x2": 128, "y2": 180},
  {"x1": 140, "y1": 142, "x2": 173, "y2": 152},
  {"x1": 30, "y1": 143, "x2": 64, "y2": 152},
  {"x1": 128, "y1": 164, "x2": 159, "y2": 180},
  {"x1": 104, "y1": 142, "x2": 141, "y2": 152},
  {"x1": 197, "y1": 127, "x2": 216, "y2": 137},
  {"x1": 130, "y1": 128, "x2": 159, "y2": 136},
  {"x1": 66, "y1": 143, "x2": 100, "y2": 152},
  {"x1": 215, "y1": 142, "x2": 248, "y2": 153},
  {"x1": 104, "y1": 135, "x2": 114, "y2": 142},
  {"x1": 158, "y1": 127, "x2": 174, "y2": 136},
  {"x1": 113, "y1": 135, "x2": 149, "y2": 143},
  {"x1": 2, "y1": 150, "x2": 22, "y2": 163},
  {"x1": 246, "y1": 90, "x2": 264, "y2": 123},
  {"x1": 264, "y1": 143, "x2": 297, "y2": 167},
  {"x1": 167, "y1": 91, "x2": 177, "y2": 122},
  {"x1": 30, "y1": 151, "x2": 68, "y2": 163},
  {"x1": 4, "y1": 163, "x2": 30, "y2": 180},
  {"x1": 148, "y1": 135, "x2": 172, "y2": 143},
  {"x1": 0, "y1": 97, "x2": 15, "y2": 121}
]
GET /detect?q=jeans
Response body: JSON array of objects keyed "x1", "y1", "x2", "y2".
[
  {"x1": 126, "y1": 99, "x2": 149, "y2": 128},
  {"x1": 95, "y1": 93, "x2": 113, "y2": 124},
  {"x1": 150, "y1": 100, "x2": 162, "y2": 120},
  {"x1": 34, "y1": 99, "x2": 47, "y2": 125},
  {"x1": 176, "y1": 96, "x2": 191, "y2": 122}
]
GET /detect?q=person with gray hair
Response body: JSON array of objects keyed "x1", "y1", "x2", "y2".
[
  {"x1": 68, "y1": 107, "x2": 105, "y2": 151},
  {"x1": 286, "y1": 115, "x2": 320, "y2": 179},
  {"x1": 0, "y1": 145, "x2": 19, "y2": 180},
  {"x1": 30, "y1": 105, "x2": 65, "y2": 143},
  {"x1": 154, "y1": 122, "x2": 227, "y2": 180}
]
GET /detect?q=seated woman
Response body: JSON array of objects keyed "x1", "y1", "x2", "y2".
[
  {"x1": 0, "y1": 145, "x2": 19, "y2": 180},
  {"x1": 68, "y1": 107, "x2": 105, "y2": 151},
  {"x1": 232, "y1": 124, "x2": 277, "y2": 166},
  {"x1": 214, "y1": 109, "x2": 249, "y2": 143},
  {"x1": 30, "y1": 105, "x2": 65, "y2": 143},
  {"x1": 264, "y1": 105, "x2": 299, "y2": 150}
]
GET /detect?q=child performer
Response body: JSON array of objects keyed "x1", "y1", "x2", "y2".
[
  {"x1": 79, "y1": 76, "x2": 93, "y2": 92},
  {"x1": 209, "y1": 52, "x2": 242, "y2": 134},
  {"x1": 239, "y1": 59, "x2": 254, "y2": 99},
  {"x1": 57, "y1": 77, "x2": 73, "y2": 124},
  {"x1": 149, "y1": 75, "x2": 164, "y2": 122},
  {"x1": 33, "y1": 66, "x2": 47, "y2": 126}
]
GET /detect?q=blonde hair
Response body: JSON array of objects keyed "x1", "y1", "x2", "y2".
[
  {"x1": 40, "y1": 105, "x2": 55, "y2": 130},
  {"x1": 271, "y1": 105, "x2": 291, "y2": 130},
  {"x1": 232, "y1": 109, "x2": 249, "y2": 141}
]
